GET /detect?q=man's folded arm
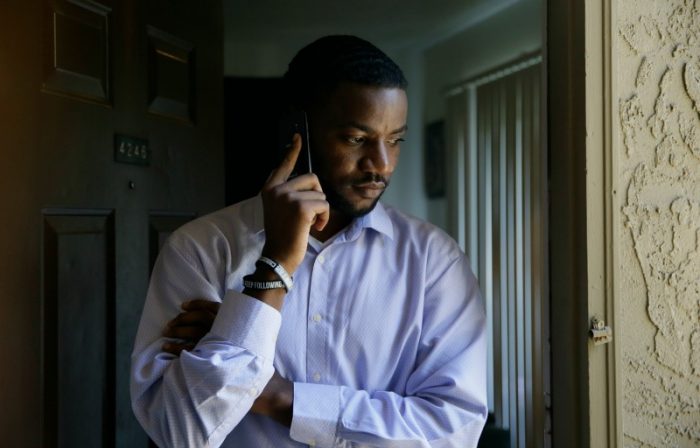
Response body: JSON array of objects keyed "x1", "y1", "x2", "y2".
[
  {"x1": 130, "y1": 239, "x2": 281, "y2": 448},
  {"x1": 289, "y1": 254, "x2": 489, "y2": 448}
]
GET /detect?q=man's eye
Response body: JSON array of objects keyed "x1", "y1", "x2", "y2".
[
  {"x1": 346, "y1": 136, "x2": 365, "y2": 144},
  {"x1": 388, "y1": 138, "x2": 405, "y2": 145}
]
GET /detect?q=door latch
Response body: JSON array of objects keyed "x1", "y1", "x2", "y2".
[{"x1": 589, "y1": 317, "x2": 613, "y2": 345}]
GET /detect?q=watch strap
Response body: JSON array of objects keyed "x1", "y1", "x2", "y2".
[
  {"x1": 257, "y1": 256, "x2": 293, "y2": 292},
  {"x1": 242, "y1": 274, "x2": 286, "y2": 291}
]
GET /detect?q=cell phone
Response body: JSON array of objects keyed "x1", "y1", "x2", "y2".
[{"x1": 278, "y1": 110, "x2": 312, "y2": 178}]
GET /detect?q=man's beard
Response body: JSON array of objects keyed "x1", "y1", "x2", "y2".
[{"x1": 317, "y1": 173, "x2": 389, "y2": 219}]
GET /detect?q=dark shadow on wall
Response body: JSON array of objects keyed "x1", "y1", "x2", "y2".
[{"x1": 224, "y1": 77, "x2": 286, "y2": 205}]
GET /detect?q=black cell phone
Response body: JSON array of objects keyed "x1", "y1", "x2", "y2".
[{"x1": 278, "y1": 110, "x2": 312, "y2": 178}]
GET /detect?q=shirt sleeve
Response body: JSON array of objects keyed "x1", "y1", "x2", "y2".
[
  {"x1": 130, "y1": 237, "x2": 281, "y2": 448},
  {"x1": 289, "y1": 253, "x2": 488, "y2": 448}
]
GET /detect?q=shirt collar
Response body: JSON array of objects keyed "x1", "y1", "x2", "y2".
[
  {"x1": 251, "y1": 196, "x2": 394, "y2": 241},
  {"x1": 346, "y1": 201, "x2": 394, "y2": 241}
]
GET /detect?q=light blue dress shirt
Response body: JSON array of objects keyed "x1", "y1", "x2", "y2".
[{"x1": 131, "y1": 195, "x2": 487, "y2": 447}]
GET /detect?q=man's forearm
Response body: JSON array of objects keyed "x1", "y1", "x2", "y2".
[{"x1": 132, "y1": 291, "x2": 282, "y2": 447}]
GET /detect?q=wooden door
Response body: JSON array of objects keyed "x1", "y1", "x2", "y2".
[{"x1": 0, "y1": 1, "x2": 223, "y2": 446}]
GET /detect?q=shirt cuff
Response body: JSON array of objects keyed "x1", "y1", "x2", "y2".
[
  {"x1": 290, "y1": 382, "x2": 341, "y2": 447},
  {"x1": 208, "y1": 290, "x2": 282, "y2": 360}
]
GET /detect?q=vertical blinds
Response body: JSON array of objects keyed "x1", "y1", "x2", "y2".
[{"x1": 446, "y1": 59, "x2": 549, "y2": 448}]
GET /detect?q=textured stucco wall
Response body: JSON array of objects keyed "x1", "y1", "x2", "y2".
[{"x1": 617, "y1": 1, "x2": 700, "y2": 446}]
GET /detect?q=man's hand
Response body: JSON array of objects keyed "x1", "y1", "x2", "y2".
[
  {"x1": 250, "y1": 371, "x2": 294, "y2": 427},
  {"x1": 162, "y1": 299, "x2": 220, "y2": 355},
  {"x1": 260, "y1": 133, "x2": 329, "y2": 275}
]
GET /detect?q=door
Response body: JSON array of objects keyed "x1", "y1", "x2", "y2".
[{"x1": 0, "y1": 1, "x2": 223, "y2": 446}]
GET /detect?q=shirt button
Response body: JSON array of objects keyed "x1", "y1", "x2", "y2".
[
  {"x1": 249, "y1": 387, "x2": 258, "y2": 396},
  {"x1": 312, "y1": 313, "x2": 322, "y2": 322},
  {"x1": 317, "y1": 255, "x2": 325, "y2": 265},
  {"x1": 313, "y1": 372, "x2": 321, "y2": 382},
  {"x1": 308, "y1": 440, "x2": 316, "y2": 447}
]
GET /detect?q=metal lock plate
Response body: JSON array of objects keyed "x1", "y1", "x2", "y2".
[{"x1": 589, "y1": 317, "x2": 613, "y2": 345}]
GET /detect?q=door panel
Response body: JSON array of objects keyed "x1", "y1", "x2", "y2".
[
  {"x1": 42, "y1": 0, "x2": 112, "y2": 104},
  {"x1": 0, "y1": 1, "x2": 223, "y2": 446},
  {"x1": 42, "y1": 210, "x2": 116, "y2": 448},
  {"x1": 147, "y1": 26, "x2": 195, "y2": 123},
  {"x1": 148, "y1": 212, "x2": 196, "y2": 272}
]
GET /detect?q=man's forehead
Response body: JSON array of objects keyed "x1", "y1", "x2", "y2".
[
  {"x1": 319, "y1": 83, "x2": 406, "y2": 109},
  {"x1": 308, "y1": 86, "x2": 406, "y2": 131},
  {"x1": 336, "y1": 121, "x2": 408, "y2": 135}
]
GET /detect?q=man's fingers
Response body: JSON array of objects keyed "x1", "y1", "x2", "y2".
[
  {"x1": 266, "y1": 133, "x2": 302, "y2": 187},
  {"x1": 163, "y1": 325, "x2": 209, "y2": 341},
  {"x1": 162, "y1": 341, "x2": 195, "y2": 356},
  {"x1": 284, "y1": 173, "x2": 324, "y2": 193},
  {"x1": 298, "y1": 199, "x2": 330, "y2": 226},
  {"x1": 313, "y1": 207, "x2": 330, "y2": 231},
  {"x1": 286, "y1": 190, "x2": 326, "y2": 203},
  {"x1": 181, "y1": 299, "x2": 220, "y2": 315},
  {"x1": 166, "y1": 310, "x2": 216, "y2": 330}
]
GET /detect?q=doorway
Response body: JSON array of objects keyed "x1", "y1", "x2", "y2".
[{"x1": 223, "y1": 0, "x2": 546, "y2": 446}]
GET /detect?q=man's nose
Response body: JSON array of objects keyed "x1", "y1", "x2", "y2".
[{"x1": 361, "y1": 140, "x2": 392, "y2": 174}]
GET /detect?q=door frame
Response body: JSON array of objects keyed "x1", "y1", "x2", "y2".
[{"x1": 546, "y1": 0, "x2": 619, "y2": 446}]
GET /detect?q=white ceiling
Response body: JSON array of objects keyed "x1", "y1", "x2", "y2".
[{"x1": 224, "y1": 0, "x2": 519, "y2": 51}]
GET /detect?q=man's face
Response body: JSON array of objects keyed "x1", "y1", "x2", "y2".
[{"x1": 308, "y1": 82, "x2": 408, "y2": 218}]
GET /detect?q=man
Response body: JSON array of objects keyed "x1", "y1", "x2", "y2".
[{"x1": 131, "y1": 35, "x2": 487, "y2": 447}]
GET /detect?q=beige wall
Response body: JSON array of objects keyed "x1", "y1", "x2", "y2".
[{"x1": 615, "y1": 1, "x2": 700, "y2": 445}]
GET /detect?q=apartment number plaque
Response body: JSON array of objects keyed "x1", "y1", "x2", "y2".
[{"x1": 114, "y1": 134, "x2": 150, "y2": 166}]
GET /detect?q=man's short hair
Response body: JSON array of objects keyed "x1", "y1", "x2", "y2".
[{"x1": 283, "y1": 35, "x2": 408, "y2": 110}]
